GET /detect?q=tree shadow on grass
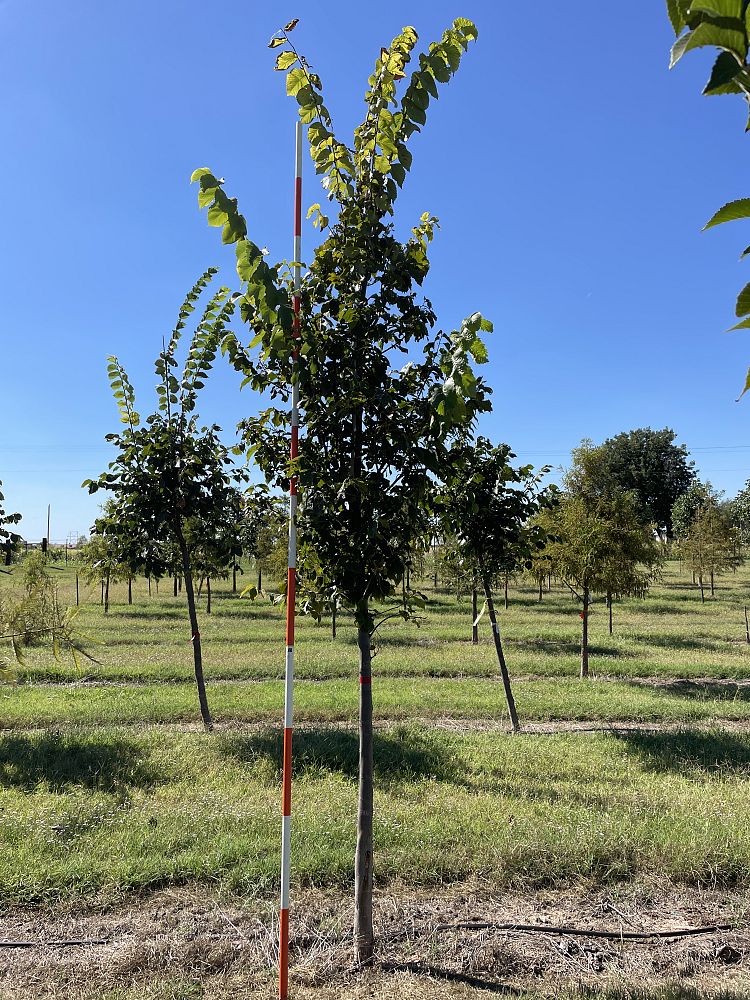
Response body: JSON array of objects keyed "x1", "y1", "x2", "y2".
[
  {"x1": 221, "y1": 727, "x2": 466, "y2": 785},
  {"x1": 508, "y1": 638, "x2": 636, "y2": 659},
  {"x1": 627, "y1": 633, "x2": 728, "y2": 653},
  {"x1": 613, "y1": 728, "x2": 750, "y2": 775},
  {"x1": 626, "y1": 679, "x2": 750, "y2": 703},
  {"x1": 0, "y1": 732, "x2": 161, "y2": 792}
]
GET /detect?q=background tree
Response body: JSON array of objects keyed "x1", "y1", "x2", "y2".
[
  {"x1": 675, "y1": 492, "x2": 742, "y2": 600},
  {"x1": 671, "y1": 481, "x2": 720, "y2": 542},
  {"x1": 665, "y1": 2, "x2": 750, "y2": 396},
  {"x1": 193, "y1": 17, "x2": 487, "y2": 964},
  {"x1": 727, "y1": 478, "x2": 750, "y2": 545},
  {"x1": 84, "y1": 269, "x2": 245, "y2": 731},
  {"x1": 437, "y1": 438, "x2": 555, "y2": 733},
  {"x1": 0, "y1": 481, "x2": 21, "y2": 568},
  {"x1": 78, "y1": 526, "x2": 129, "y2": 613},
  {"x1": 547, "y1": 443, "x2": 664, "y2": 676},
  {"x1": 571, "y1": 429, "x2": 695, "y2": 537}
]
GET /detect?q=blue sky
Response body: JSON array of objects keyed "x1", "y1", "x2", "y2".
[{"x1": 2, "y1": 0, "x2": 750, "y2": 540}]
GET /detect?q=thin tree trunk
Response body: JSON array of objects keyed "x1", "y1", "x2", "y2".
[
  {"x1": 156, "y1": 578, "x2": 159, "y2": 595},
  {"x1": 504, "y1": 573, "x2": 509, "y2": 610},
  {"x1": 699, "y1": 575, "x2": 705, "y2": 603},
  {"x1": 258, "y1": 569, "x2": 262, "y2": 594},
  {"x1": 332, "y1": 602, "x2": 337, "y2": 638},
  {"x1": 580, "y1": 585, "x2": 589, "y2": 678},
  {"x1": 472, "y1": 587, "x2": 479, "y2": 645},
  {"x1": 174, "y1": 576, "x2": 178, "y2": 597},
  {"x1": 100, "y1": 579, "x2": 104, "y2": 605},
  {"x1": 104, "y1": 573, "x2": 110, "y2": 614},
  {"x1": 354, "y1": 612, "x2": 374, "y2": 965},
  {"x1": 406, "y1": 566, "x2": 410, "y2": 591},
  {"x1": 232, "y1": 561, "x2": 237, "y2": 593},
  {"x1": 76, "y1": 574, "x2": 79, "y2": 607},
  {"x1": 538, "y1": 578, "x2": 543, "y2": 602},
  {"x1": 206, "y1": 576, "x2": 211, "y2": 615},
  {"x1": 128, "y1": 577, "x2": 132, "y2": 605},
  {"x1": 480, "y1": 571, "x2": 520, "y2": 733},
  {"x1": 148, "y1": 576, "x2": 151, "y2": 597},
  {"x1": 607, "y1": 590, "x2": 613, "y2": 635},
  {"x1": 547, "y1": 572, "x2": 551, "y2": 592},
  {"x1": 176, "y1": 527, "x2": 212, "y2": 731},
  {"x1": 745, "y1": 605, "x2": 749, "y2": 645},
  {"x1": 710, "y1": 571, "x2": 715, "y2": 597}
]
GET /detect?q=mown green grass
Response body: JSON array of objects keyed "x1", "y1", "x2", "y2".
[
  {"x1": 3, "y1": 675, "x2": 750, "y2": 728},
  {"x1": 5, "y1": 559, "x2": 750, "y2": 687},
  {"x1": 1, "y1": 724, "x2": 749, "y2": 902}
]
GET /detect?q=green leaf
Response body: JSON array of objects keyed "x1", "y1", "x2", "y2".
[
  {"x1": 703, "y1": 50, "x2": 744, "y2": 92},
  {"x1": 670, "y1": 20, "x2": 747, "y2": 68},
  {"x1": 689, "y1": 0, "x2": 742, "y2": 17},
  {"x1": 704, "y1": 197, "x2": 750, "y2": 228},
  {"x1": 286, "y1": 67, "x2": 307, "y2": 97},
  {"x1": 190, "y1": 167, "x2": 213, "y2": 183},
  {"x1": 738, "y1": 364, "x2": 750, "y2": 398},
  {"x1": 736, "y1": 280, "x2": 750, "y2": 317},
  {"x1": 727, "y1": 316, "x2": 750, "y2": 329},
  {"x1": 275, "y1": 51, "x2": 297, "y2": 71}
]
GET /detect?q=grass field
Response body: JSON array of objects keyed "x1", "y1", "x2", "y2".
[{"x1": 1, "y1": 558, "x2": 750, "y2": 997}]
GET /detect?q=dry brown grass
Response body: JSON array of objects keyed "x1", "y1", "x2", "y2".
[{"x1": 0, "y1": 881, "x2": 748, "y2": 999}]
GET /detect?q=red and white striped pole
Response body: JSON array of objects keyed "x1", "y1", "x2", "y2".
[{"x1": 279, "y1": 119, "x2": 302, "y2": 1000}]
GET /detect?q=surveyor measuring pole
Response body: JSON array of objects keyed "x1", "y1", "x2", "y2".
[{"x1": 279, "y1": 119, "x2": 302, "y2": 1000}]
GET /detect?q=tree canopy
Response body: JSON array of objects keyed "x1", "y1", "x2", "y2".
[{"x1": 571, "y1": 428, "x2": 695, "y2": 536}]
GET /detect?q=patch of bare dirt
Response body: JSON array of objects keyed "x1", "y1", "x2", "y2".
[{"x1": 0, "y1": 880, "x2": 749, "y2": 998}]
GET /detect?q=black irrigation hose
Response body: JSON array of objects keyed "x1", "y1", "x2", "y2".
[{"x1": 433, "y1": 921, "x2": 737, "y2": 941}]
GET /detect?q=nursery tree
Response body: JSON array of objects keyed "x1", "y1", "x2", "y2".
[
  {"x1": 437, "y1": 438, "x2": 555, "y2": 731},
  {"x1": 192, "y1": 17, "x2": 489, "y2": 962},
  {"x1": 85, "y1": 269, "x2": 245, "y2": 731},
  {"x1": 676, "y1": 495, "x2": 742, "y2": 600},
  {"x1": 547, "y1": 444, "x2": 663, "y2": 676}
]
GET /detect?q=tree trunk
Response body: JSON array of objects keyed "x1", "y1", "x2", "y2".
[
  {"x1": 206, "y1": 577, "x2": 212, "y2": 614},
  {"x1": 547, "y1": 572, "x2": 551, "y2": 592},
  {"x1": 580, "y1": 585, "x2": 589, "y2": 678},
  {"x1": 232, "y1": 561, "x2": 237, "y2": 593},
  {"x1": 156, "y1": 578, "x2": 159, "y2": 594},
  {"x1": 104, "y1": 573, "x2": 110, "y2": 614},
  {"x1": 176, "y1": 527, "x2": 213, "y2": 731},
  {"x1": 699, "y1": 575, "x2": 705, "y2": 603},
  {"x1": 354, "y1": 613, "x2": 374, "y2": 965},
  {"x1": 173, "y1": 576, "x2": 178, "y2": 597},
  {"x1": 258, "y1": 569, "x2": 262, "y2": 594},
  {"x1": 480, "y1": 572, "x2": 520, "y2": 733},
  {"x1": 128, "y1": 577, "x2": 132, "y2": 605},
  {"x1": 504, "y1": 573, "x2": 509, "y2": 610},
  {"x1": 148, "y1": 576, "x2": 152, "y2": 597},
  {"x1": 472, "y1": 587, "x2": 479, "y2": 645},
  {"x1": 332, "y1": 602, "x2": 337, "y2": 638},
  {"x1": 406, "y1": 566, "x2": 410, "y2": 591},
  {"x1": 607, "y1": 590, "x2": 613, "y2": 635},
  {"x1": 538, "y1": 578, "x2": 543, "y2": 602},
  {"x1": 100, "y1": 579, "x2": 104, "y2": 606},
  {"x1": 76, "y1": 574, "x2": 79, "y2": 607},
  {"x1": 710, "y1": 571, "x2": 715, "y2": 597}
]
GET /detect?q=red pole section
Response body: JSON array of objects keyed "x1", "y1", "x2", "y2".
[{"x1": 279, "y1": 119, "x2": 302, "y2": 1000}]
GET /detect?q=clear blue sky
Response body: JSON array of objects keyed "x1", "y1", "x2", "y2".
[{"x1": 2, "y1": 0, "x2": 750, "y2": 541}]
